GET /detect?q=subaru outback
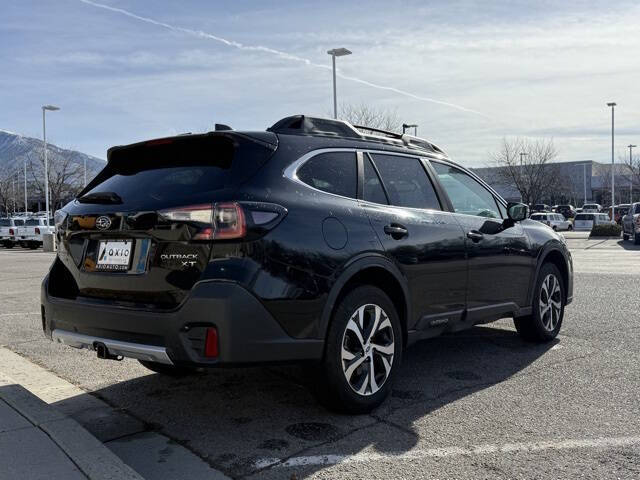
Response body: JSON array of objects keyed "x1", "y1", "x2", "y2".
[{"x1": 42, "y1": 115, "x2": 573, "y2": 413}]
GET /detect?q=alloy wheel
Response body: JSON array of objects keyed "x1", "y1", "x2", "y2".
[
  {"x1": 341, "y1": 304, "x2": 395, "y2": 396},
  {"x1": 539, "y1": 274, "x2": 562, "y2": 331}
]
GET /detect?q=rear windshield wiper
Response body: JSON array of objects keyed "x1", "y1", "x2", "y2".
[{"x1": 77, "y1": 191, "x2": 123, "y2": 204}]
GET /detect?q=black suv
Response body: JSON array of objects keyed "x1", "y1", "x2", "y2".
[{"x1": 42, "y1": 115, "x2": 573, "y2": 413}]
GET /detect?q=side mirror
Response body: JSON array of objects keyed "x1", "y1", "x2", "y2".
[{"x1": 507, "y1": 202, "x2": 528, "y2": 222}]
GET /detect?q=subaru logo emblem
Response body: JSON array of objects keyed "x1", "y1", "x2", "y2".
[{"x1": 95, "y1": 216, "x2": 112, "y2": 230}]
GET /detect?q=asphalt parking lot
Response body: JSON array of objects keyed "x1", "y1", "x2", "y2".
[{"x1": 1, "y1": 233, "x2": 639, "y2": 479}]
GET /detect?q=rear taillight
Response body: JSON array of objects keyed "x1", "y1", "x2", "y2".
[
  {"x1": 159, "y1": 202, "x2": 246, "y2": 240},
  {"x1": 35, "y1": 227, "x2": 40, "y2": 234},
  {"x1": 204, "y1": 327, "x2": 218, "y2": 358},
  {"x1": 9, "y1": 228, "x2": 14, "y2": 235}
]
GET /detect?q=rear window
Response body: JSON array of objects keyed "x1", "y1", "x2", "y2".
[
  {"x1": 83, "y1": 134, "x2": 274, "y2": 208},
  {"x1": 575, "y1": 214, "x2": 594, "y2": 221},
  {"x1": 25, "y1": 219, "x2": 40, "y2": 226},
  {"x1": 13, "y1": 219, "x2": 23, "y2": 226},
  {"x1": 0, "y1": 219, "x2": 10, "y2": 227}
]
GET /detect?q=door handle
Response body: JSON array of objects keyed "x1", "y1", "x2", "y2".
[
  {"x1": 384, "y1": 224, "x2": 408, "y2": 238},
  {"x1": 466, "y1": 230, "x2": 484, "y2": 242}
]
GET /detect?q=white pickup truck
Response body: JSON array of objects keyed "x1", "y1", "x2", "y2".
[
  {"x1": 16, "y1": 217, "x2": 55, "y2": 249},
  {"x1": 0, "y1": 217, "x2": 26, "y2": 248}
]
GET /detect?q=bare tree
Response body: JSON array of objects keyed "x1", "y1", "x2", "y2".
[
  {"x1": 23, "y1": 145, "x2": 84, "y2": 211},
  {"x1": 338, "y1": 103, "x2": 402, "y2": 133},
  {"x1": 491, "y1": 138, "x2": 564, "y2": 205},
  {"x1": 619, "y1": 150, "x2": 640, "y2": 203}
]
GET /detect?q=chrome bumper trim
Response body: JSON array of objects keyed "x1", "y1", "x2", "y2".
[{"x1": 51, "y1": 329, "x2": 173, "y2": 365}]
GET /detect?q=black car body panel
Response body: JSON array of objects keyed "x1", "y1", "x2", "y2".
[{"x1": 42, "y1": 116, "x2": 573, "y2": 367}]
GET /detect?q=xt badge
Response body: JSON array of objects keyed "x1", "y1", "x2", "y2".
[{"x1": 160, "y1": 253, "x2": 198, "y2": 267}]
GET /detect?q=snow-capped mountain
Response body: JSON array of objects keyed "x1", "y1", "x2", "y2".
[{"x1": 0, "y1": 129, "x2": 105, "y2": 174}]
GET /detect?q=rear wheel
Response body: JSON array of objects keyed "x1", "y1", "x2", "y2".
[
  {"x1": 567, "y1": 225, "x2": 573, "y2": 231},
  {"x1": 317, "y1": 286, "x2": 402, "y2": 413},
  {"x1": 3, "y1": 242, "x2": 14, "y2": 249},
  {"x1": 514, "y1": 263, "x2": 565, "y2": 342},
  {"x1": 138, "y1": 360, "x2": 199, "y2": 377}
]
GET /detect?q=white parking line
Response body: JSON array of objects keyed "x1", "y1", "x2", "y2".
[{"x1": 255, "y1": 435, "x2": 640, "y2": 469}]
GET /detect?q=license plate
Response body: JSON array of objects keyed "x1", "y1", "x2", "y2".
[{"x1": 96, "y1": 240, "x2": 134, "y2": 271}]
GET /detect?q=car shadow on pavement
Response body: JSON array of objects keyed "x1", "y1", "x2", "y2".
[
  {"x1": 54, "y1": 324, "x2": 556, "y2": 478},
  {"x1": 617, "y1": 240, "x2": 640, "y2": 251}
]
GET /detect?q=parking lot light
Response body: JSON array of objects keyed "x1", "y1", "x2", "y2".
[
  {"x1": 629, "y1": 144, "x2": 636, "y2": 203},
  {"x1": 607, "y1": 102, "x2": 616, "y2": 221},
  {"x1": 42, "y1": 105, "x2": 60, "y2": 228},
  {"x1": 327, "y1": 48, "x2": 352, "y2": 119}
]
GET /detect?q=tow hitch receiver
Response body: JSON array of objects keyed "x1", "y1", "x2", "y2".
[{"x1": 94, "y1": 341, "x2": 123, "y2": 361}]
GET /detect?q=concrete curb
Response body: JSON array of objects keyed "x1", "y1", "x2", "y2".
[{"x1": 0, "y1": 352, "x2": 144, "y2": 480}]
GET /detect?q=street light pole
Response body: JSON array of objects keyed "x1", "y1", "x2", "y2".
[
  {"x1": 24, "y1": 158, "x2": 27, "y2": 213},
  {"x1": 607, "y1": 102, "x2": 616, "y2": 221},
  {"x1": 42, "y1": 105, "x2": 60, "y2": 228},
  {"x1": 583, "y1": 163, "x2": 587, "y2": 206},
  {"x1": 327, "y1": 48, "x2": 352, "y2": 119},
  {"x1": 629, "y1": 144, "x2": 636, "y2": 204}
]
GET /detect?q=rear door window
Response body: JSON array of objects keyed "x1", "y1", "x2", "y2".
[
  {"x1": 362, "y1": 155, "x2": 388, "y2": 205},
  {"x1": 370, "y1": 154, "x2": 440, "y2": 210},
  {"x1": 297, "y1": 151, "x2": 357, "y2": 199}
]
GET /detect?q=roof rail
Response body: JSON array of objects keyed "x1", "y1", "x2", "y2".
[{"x1": 268, "y1": 115, "x2": 447, "y2": 156}]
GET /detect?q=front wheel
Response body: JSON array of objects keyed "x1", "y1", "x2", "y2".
[
  {"x1": 514, "y1": 263, "x2": 565, "y2": 342},
  {"x1": 318, "y1": 286, "x2": 402, "y2": 414}
]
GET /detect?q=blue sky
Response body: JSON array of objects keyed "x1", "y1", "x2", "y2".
[{"x1": 1, "y1": 0, "x2": 640, "y2": 166}]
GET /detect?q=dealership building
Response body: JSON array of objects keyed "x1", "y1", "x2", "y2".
[{"x1": 473, "y1": 160, "x2": 637, "y2": 206}]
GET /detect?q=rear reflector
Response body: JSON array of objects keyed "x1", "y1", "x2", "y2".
[{"x1": 205, "y1": 327, "x2": 218, "y2": 358}]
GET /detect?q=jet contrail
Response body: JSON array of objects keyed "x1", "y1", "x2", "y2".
[{"x1": 78, "y1": 0, "x2": 489, "y2": 119}]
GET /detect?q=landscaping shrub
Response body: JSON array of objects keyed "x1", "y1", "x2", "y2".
[{"x1": 589, "y1": 223, "x2": 622, "y2": 237}]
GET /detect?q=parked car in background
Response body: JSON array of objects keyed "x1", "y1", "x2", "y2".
[
  {"x1": 531, "y1": 204, "x2": 551, "y2": 213},
  {"x1": 18, "y1": 217, "x2": 55, "y2": 249},
  {"x1": 622, "y1": 202, "x2": 640, "y2": 244},
  {"x1": 573, "y1": 212, "x2": 611, "y2": 231},
  {"x1": 556, "y1": 205, "x2": 576, "y2": 219},
  {"x1": 0, "y1": 217, "x2": 25, "y2": 248},
  {"x1": 530, "y1": 212, "x2": 573, "y2": 231},
  {"x1": 581, "y1": 203, "x2": 601, "y2": 213},
  {"x1": 610, "y1": 204, "x2": 630, "y2": 224}
]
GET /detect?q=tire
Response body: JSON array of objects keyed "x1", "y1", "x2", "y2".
[
  {"x1": 623, "y1": 233, "x2": 630, "y2": 241},
  {"x1": 635, "y1": 233, "x2": 640, "y2": 246},
  {"x1": 317, "y1": 285, "x2": 402, "y2": 414},
  {"x1": 552, "y1": 225, "x2": 557, "y2": 231},
  {"x1": 3, "y1": 242, "x2": 14, "y2": 249},
  {"x1": 514, "y1": 263, "x2": 565, "y2": 342},
  {"x1": 567, "y1": 225, "x2": 573, "y2": 231},
  {"x1": 28, "y1": 243, "x2": 39, "y2": 250},
  {"x1": 138, "y1": 360, "x2": 198, "y2": 377}
]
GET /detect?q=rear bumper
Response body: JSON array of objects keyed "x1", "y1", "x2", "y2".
[{"x1": 41, "y1": 276, "x2": 323, "y2": 366}]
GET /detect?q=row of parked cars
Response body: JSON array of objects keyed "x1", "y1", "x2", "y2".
[
  {"x1": 528, "y1": 201, "x2": 640, "y2": 242},
  {"x1": 0, "y1": 213, "x2": 55, "y2": 249}
]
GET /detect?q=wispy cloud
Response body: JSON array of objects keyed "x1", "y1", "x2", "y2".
[{"x1": 78, "y1": 0, "x2": 489, "y2": 119}]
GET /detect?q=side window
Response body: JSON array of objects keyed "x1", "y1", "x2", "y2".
[
  {"x1": 297, "y1": 152, "x2": 357, "y2": 199},
  {"x1": 363, "y1": 156, "x2": 388, "y2": 205},
  {"x1": 370, "y1": 154, "x2": 441, "y2": 210},
  {"x1": 495, "y1": 200, "x2": 507, "y2": 219},
  {"x1": 431, "y1": 162, "x2": 502, "y2": 219}
]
